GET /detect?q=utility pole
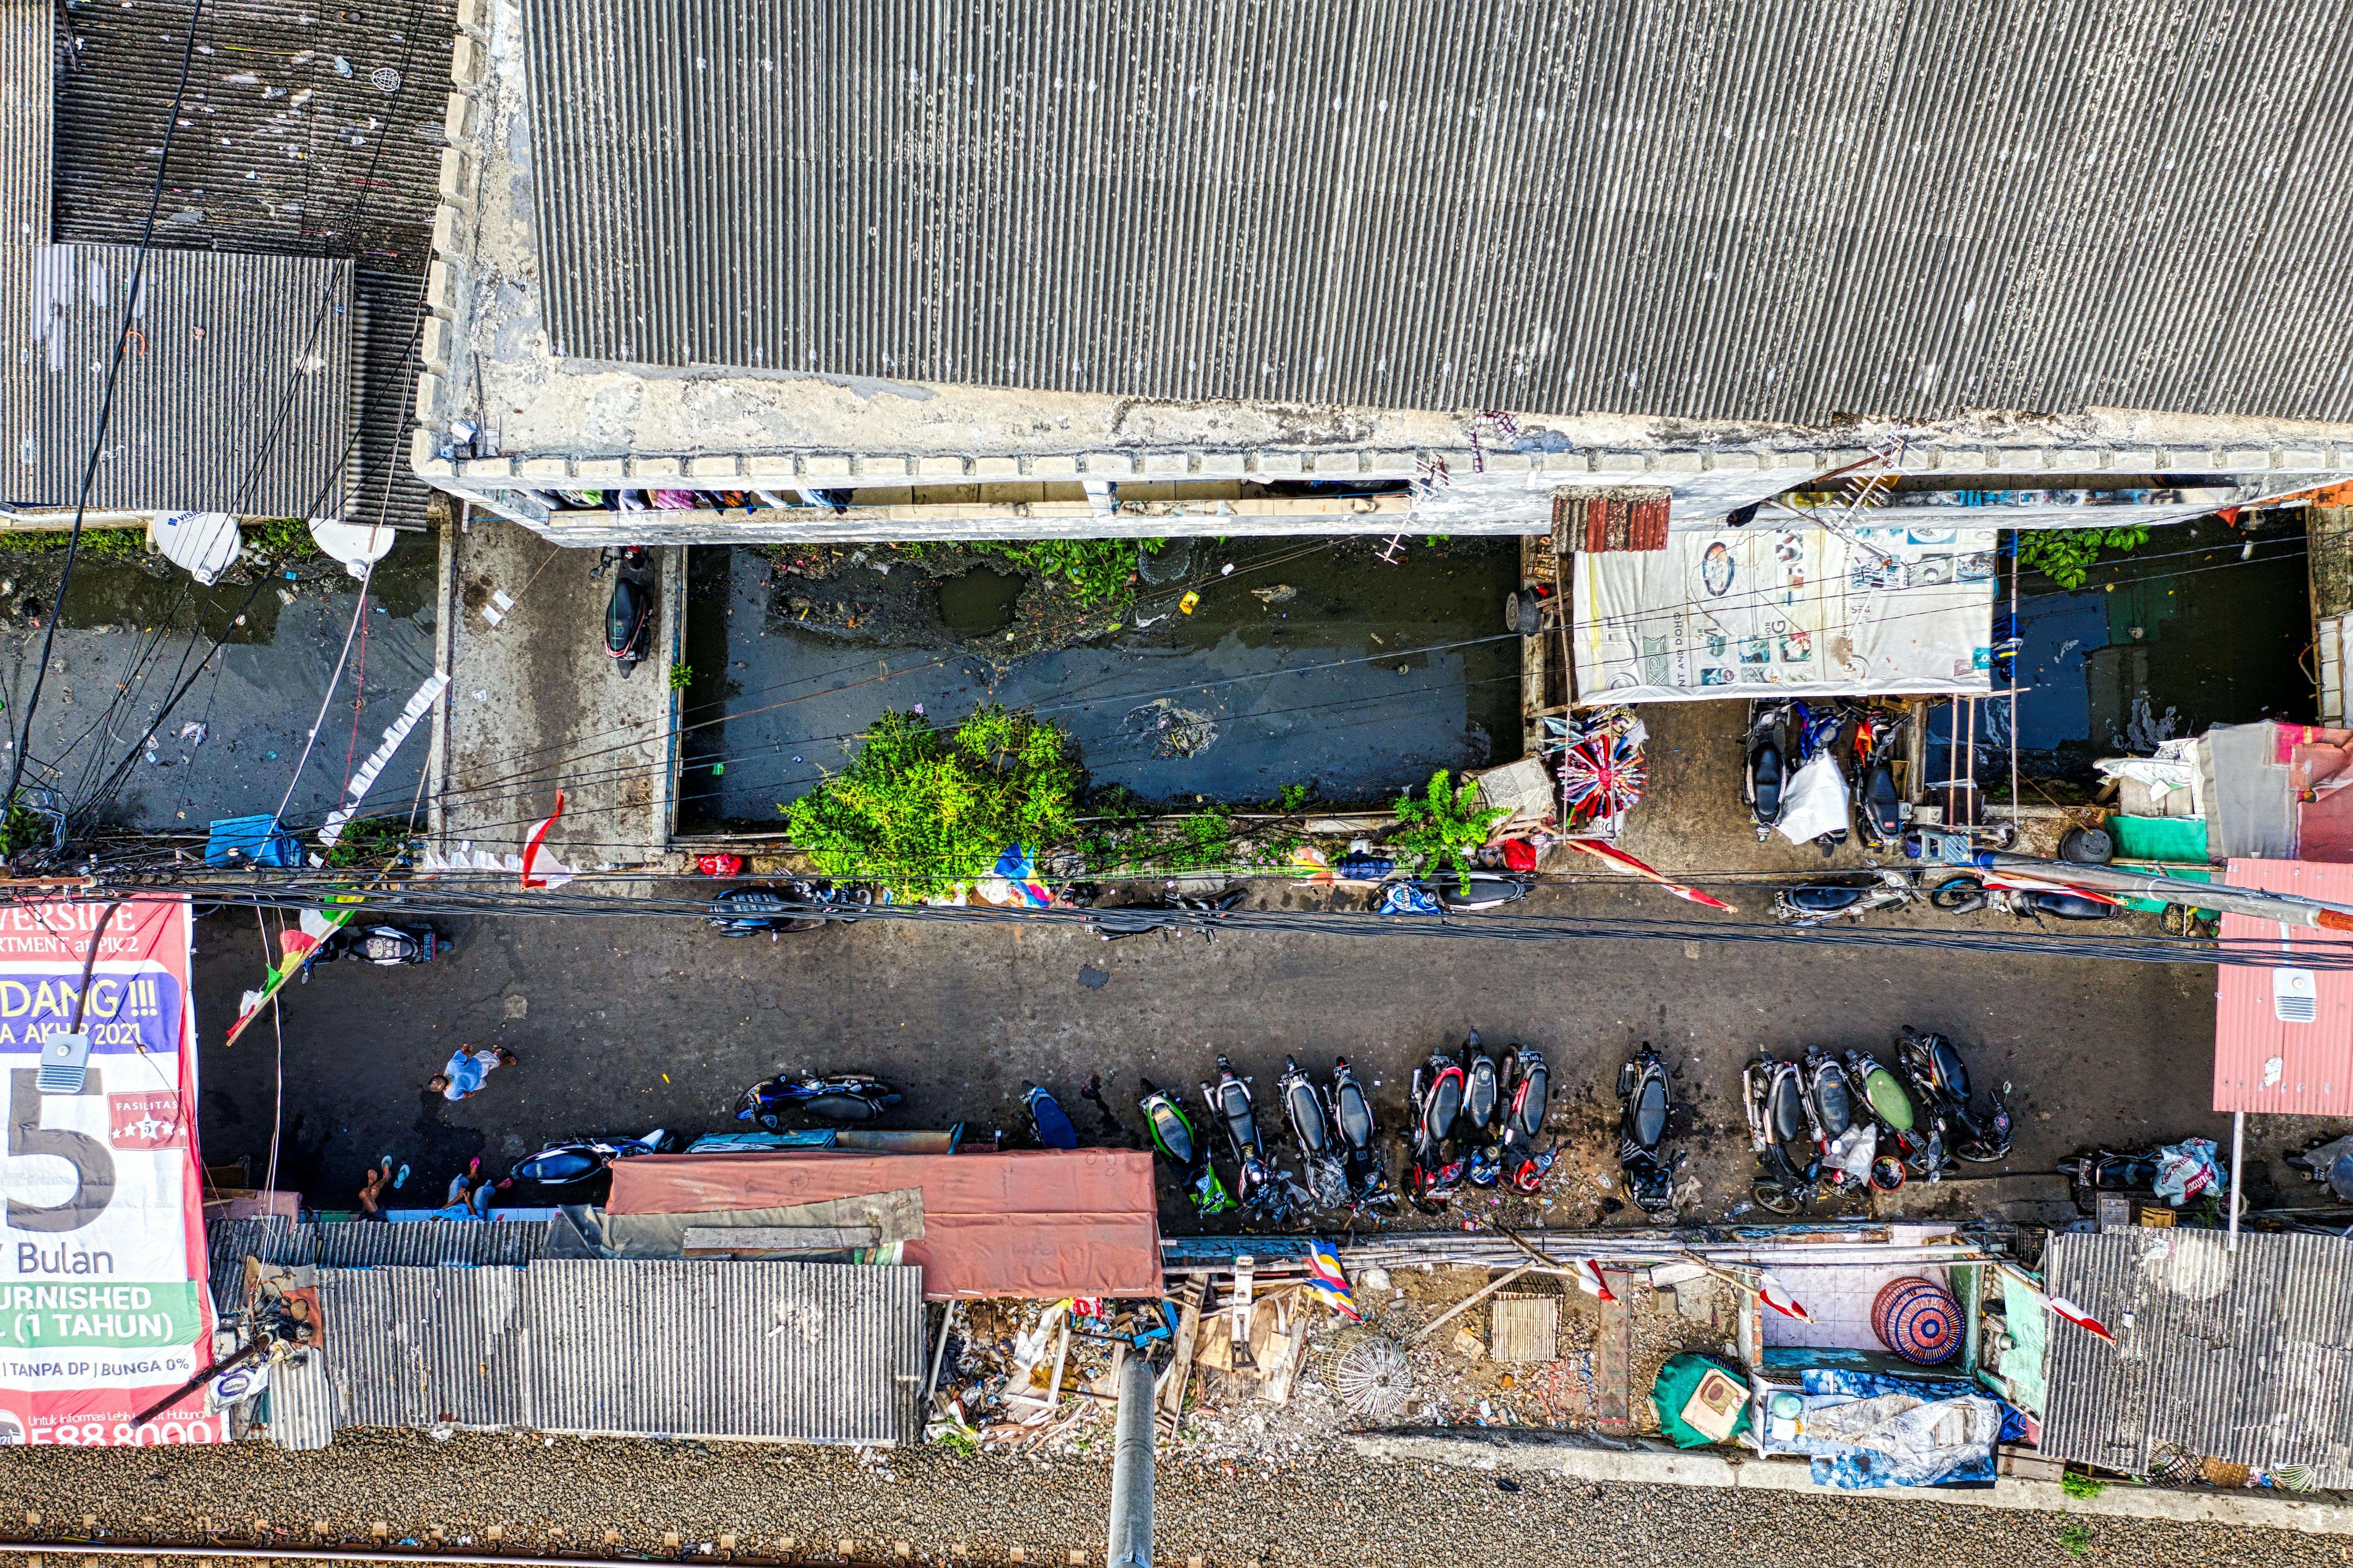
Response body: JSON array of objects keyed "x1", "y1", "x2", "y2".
[{"x1": 1106, "y1": 1348, "x2": 1155, "y2": 1568}]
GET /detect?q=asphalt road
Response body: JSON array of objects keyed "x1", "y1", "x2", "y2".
[{"x1": 189, "y1": 886, "x2": 2325, "y2": 1226}]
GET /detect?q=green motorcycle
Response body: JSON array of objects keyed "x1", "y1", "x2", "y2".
[{"x1": 1139, "y1": 1077, "x2": 1235, "y2": 1216}]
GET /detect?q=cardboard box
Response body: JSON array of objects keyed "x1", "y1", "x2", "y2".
[{"x1": 1679, "y1": 1367, "x2": 1748, "y2": 1443}]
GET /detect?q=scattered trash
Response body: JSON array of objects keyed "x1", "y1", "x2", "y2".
[
  {"x1": 177, "y1": 722, "x2": 207, "y2": 746},
  {"x1": 1250, "y1": 584, "x2": 1296, "y2": 605},
  {"x1": 1220, "y1": 563, "x2": 1234, "y2": 576},
  {"x1": 1179, "y1": 591, "x2": 1201, "y2": 614}
]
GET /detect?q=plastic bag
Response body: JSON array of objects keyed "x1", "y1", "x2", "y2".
[
  {"x1": 2153, "y1": 1136, "x2": 2220, "y2": 1206},
  {"x1": 1776, "y1": 752, "x2": 1852, "y2": 846}
]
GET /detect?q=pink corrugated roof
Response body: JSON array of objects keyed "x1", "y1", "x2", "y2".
[{"x1": 2214, "y1": 858, "x2": 2353, "y2": 1115}]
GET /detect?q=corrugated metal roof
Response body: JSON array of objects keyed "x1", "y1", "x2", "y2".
[
  {"x1": 315, "y1": 1259, "x2": 923, "y2": 1445},
  {"x1": 262, "y1": 1347, "x2": 338, "y2": 1452},
  {"x1": 520, "y1": 0, "x2": 2353, "y2": 425},
  {"x1": 1, "y1": 243, "x2": 354, "y2": 514},
  {"x1": 2041, "y1": 1229, "x2": 2353, "y2": 1484},
  {"x1": 0, "y1": 0, "x2": 48, "y2": 244},
  {"x1": 208, "y1": 1219, "x2": 551, "y2": 1313},
  {"x1": 2213, "y1": 858, "x2": 2353, "y2": 1116}
]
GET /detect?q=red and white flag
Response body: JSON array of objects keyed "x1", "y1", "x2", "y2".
[
  {"x1": 2044, "y1": 1293, "x2": 2117, "y2": 1346},
  {"x1": 1756, "y1": 1269, "x2": 1812, "y2": 1323},
  {"x1": 520, "y1": 791, "x2": 576, "y2": 890},
  {"x1": 1567, "y1": 1258, "x2": 1616, "y2": 1303}
]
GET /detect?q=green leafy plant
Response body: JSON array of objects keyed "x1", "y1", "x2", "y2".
[
  {"x1": 244, "y1": 518, "x2": 322, "y2": 559},
  {"x1": 1389, "y1": 769, "x2": 1507, "y2": 871},
  {"x1": 322, "y1": 815, "x2": 414, "y2": 869},
  {"x1": 0, "y1": 526, "x2": 149, "y2": 557},
  {"x1": 669, "y1": 663, "x2": 694, "y2": 691},
  {"x1": 2060, "y1": 1471, "x2": 2108, "y2": 1501},
  {"x1": 0, "y1": 802, "x2": 50, "y2": 859},
  {"x1": 901, "y1": 540, "x2": 1159, "y2": 607},
  {"x1": 1266, "y1": 782, "x2": 1316, "y2": 813},
  {"x1": 2016, "y1": 525, "x2": 2149, "y2": 590},
  {"x1": 2058, "y1": 1522, "x2": 2093, "y2": 1559},
  {"x1": 783, "y1": 704, "x2": 1081, "y2": 898}
]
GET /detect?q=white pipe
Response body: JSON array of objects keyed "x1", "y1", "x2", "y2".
[{"x1": 2229, "y1": 1109, "x2": 2245, "y2": 1252}]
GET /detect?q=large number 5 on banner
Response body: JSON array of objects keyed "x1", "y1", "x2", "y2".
[{"x1": 7, "y1": 1069, "x2": 115, "y2": 1232}]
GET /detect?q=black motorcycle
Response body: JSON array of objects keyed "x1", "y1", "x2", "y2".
[
  {"x1": 1743, "y1": 1053, "x2": 1823, "y2": 1215},
  {"x1": 1461, "y1": 1031, "x2": 1504, "y2": 1186},
  {"x1": 1203, "y1": 1056, "x2": 1282, "y2": 1225},
  {"x1": 1744, "y1": 699, "x2": 1796, "y2": 841},
  {"x1": 1616, "y1": 1045, "x2": 1683, "y2": 1216},
  {"x1": 1897, "y1": 1027, "x2": 2011, "y2": 1163},
  {"x1": 595, "y1": 544, "x2": 656, "y2": 674},
  {"x1": 1087, "y1": 886, "x2": 1246, "y2": 940},
  {"x1": 512, "y1": 1128, "x2": 672, "y2": 1189},
  {"x1": 1328, "y1": 1056, "x2": 1393, "y2": 1211},
  {"x1": 315, "y1": 923, "x2": 445, "y2": 965},
  {"x1": 1279, "y1": 1055, "x2": 1350, "y2": 1211},
  {"x1": 736, "y1": 1072, "x2": 902, "y2": 1126},
  {"x1": 1496, "y1": 1046, "x2": 1554, "y2": 1195},
  {"x1": 1849, "y1": 707, "x2": 1906, "y2": 850},
  {"x1": 1772, "y1": 869, "x2": 1918, "y2": 925}
]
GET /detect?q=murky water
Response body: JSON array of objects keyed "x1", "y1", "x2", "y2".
[
  {"x1": 1937, "y1": 516, "x2": 2309, "y2": 788},
  {"x1": 0, "y1": 538, "x2": 439, "y2": 833},
  {"x1": 678, "y1": 539, "x2": 1521, "y2": 828}
]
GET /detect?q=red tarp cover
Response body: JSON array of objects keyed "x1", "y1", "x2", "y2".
[
  {"x1": 607, "y1": 1149, "x2": 1163, "y2": 1299},
  {"x1": 2213, "y1": 857, "x2": 2353, "y2": 1117}
]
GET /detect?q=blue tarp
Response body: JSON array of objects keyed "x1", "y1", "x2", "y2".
[
  {"x1": 1756, "y1": 1368, "x2": 2020, "y2": 1489},
  {"x1": 207, "y1": 814, "x2": 300, "y2": 868}
]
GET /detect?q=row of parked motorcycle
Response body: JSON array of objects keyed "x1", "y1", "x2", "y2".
[{"x1": 1742, "y1": 698, "x2": 1911, "y2": 852}]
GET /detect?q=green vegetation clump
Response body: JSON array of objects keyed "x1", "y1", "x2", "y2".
[
  {"x1": 2058, "y1": 1522, "x2": 2093, "y2": 1559},
  {"x1": 322, "y1": 815, "x2": 415, "y2": 869},
  {"x1": 0, "y1": 526, "x2": 150, "y2": 557},
  {"x1": 902, "y1": 540, "x2": 1158, "y2": 607},
  {"x1": 2016, "y1": 525, "x2": 2149, "y2": 590},
  {"x1": 244, "y1": 518, "x2": 322, "y2": 559},
  {"x1": 1389, "y1": 769, "x2": 1507, "y2": 871},
  {"x1": 2060, "y1": 1472, "x2": 2108, "y2": 1500},
  {"x1": 783, "y1": 705, "x2": 1082, "y2": 899}
]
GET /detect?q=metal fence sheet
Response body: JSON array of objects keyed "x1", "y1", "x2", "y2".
[
  {"x1": 2042, "y1": 1229, "x2": 2353, "y2": 1484},
  {"x1": 0, "y1": 0, "x2": 47, "y2": 244},
  {"x1": 521, "y1": 0, "x2": 2353, "y2": 425}
]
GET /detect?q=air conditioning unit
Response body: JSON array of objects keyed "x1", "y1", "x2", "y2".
[{"x1": 2273, "y1": 967, "x2": 2319, "y2": 1024}]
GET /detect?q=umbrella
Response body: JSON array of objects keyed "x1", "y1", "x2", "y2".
[{"x1": 1556, "y1": 731, "x2": 1645, "y2": 819}]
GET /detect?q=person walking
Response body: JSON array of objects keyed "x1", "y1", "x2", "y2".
[{"x1": 429, "y1": 1047, "x2": 517, "y2": 1102}]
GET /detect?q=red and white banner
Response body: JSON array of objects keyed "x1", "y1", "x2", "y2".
[{"x1": 0, "y1": 898, "x2": 218, "y2": 1445}]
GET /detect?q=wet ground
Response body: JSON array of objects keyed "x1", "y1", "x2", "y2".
[
  {"x1": 1991, "y1": 515, "x2": 2311, "y2": 785},
  {"x1": 675, "y1": 538, "x2": 1520, "y2": 827},
  {"x1": 0, "y1": 537, "x2": 438, "y2": 836}
]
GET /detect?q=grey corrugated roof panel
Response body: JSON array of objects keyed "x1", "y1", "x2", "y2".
[
  {"x1": 319, "y1": 1264, "x2": 529, "y2": 1430},
  {"x1": 206, "y1": 1215, "x2": 317, "y2": 1314},
  {"x1": 263, "y1": 1347, "x2": 338, "y2": 1452},
  {"x1": 3, "y1": 244, "x2": 354, "y2": 515},
  {"x1": 2041, "y1": 1229, "x2": 2353, "y2": 1484},
  {"x1": 521, "y1": 0, "x2": 2353, "y2": 426},
  {"x1": 312, "y1": 1219, "x2": 550, "y2": 1269},
  {"x1": 0, "y1": 0, "x2": 48, "y2": 244},
  {"x1": 521, "y1": 1259, "x2": 924, "y2": 1445}
]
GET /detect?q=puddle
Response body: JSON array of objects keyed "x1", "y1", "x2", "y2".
[
  {"x1": 678, "y1": 538, "x2": 1522, "y2": 826},
  {"x1": 1945, "y1": 516, "x2": 2310, "y2": 788},
  {"x1": 936, "y1": 566, "x2": 1025, "y2": 636},
  {"x1": 0, "y1": 537, "x2": 440, "y2": 832}
]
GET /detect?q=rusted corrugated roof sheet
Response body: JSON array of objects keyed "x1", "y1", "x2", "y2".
[
  {"x1": 609, "y1": 1150, "x2": 1163, "y2": 1300},
  {"x1": 314, "y1": 1259, "x2": 923, "y2": 1445},
  {"x1": 2041, "y1": 1229, "x2": 2353, "y2": 1484},
  {"x1": 522, "y1": 0, "x2": 2353, "y2": 424},
  {"x1": 1, "y1": 243, "x2": 353, "y2": 514},
  {"x1": 2213, "y1": 858, "x2": 2353, "y2": 1116},
  {"x1": 1, "y1": 0, "x2": 48, "y2": 243}
]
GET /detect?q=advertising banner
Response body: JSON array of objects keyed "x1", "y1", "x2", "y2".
[
  {"x1": 1572, "y1": 527, "x2": 1998, "y2": 702},
  {"x1": 0, "y1": 898, "x2": 216, "y2": 1445}
]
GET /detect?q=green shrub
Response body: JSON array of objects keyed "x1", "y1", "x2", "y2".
[
  {"x1": 2060, "y1": 1471, "x2": 2107, "y2": 1500},
  {"x1": 2016, "y1": 525, "x2": 2149, "y2": 590},
  {"x1": 0, "y1": 526, "x2": 149, "y2": 557},
  {"x1": 669, "y1": 663, "x2": 694, "y2": 691},
  {"x1": 903, "y1": 540, "x2": 1158, "y2": 607},
  {"x1": 244, "y1": 518, "x2": 322, "y2": 559},
  {"x1": 2059, "y1": 1522, "x2": 2092, "y2": 1559},
  {"x1": 783, "y1": 705, "x2": 1081, "y2": 898},
  {"x1": 322, "y1": 815, "x2": 414, "y2": 869},
  {"x1": 1389, "y1": 769, "x2": 1507, "y2": 871}
]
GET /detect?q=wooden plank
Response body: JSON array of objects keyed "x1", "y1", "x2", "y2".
[
  {"x1": 1230, "y1": 1255, "x2": 1257, "y2": 1370},
  {"x1": 1594, "y1": 1269, "x2": 1633, "y2": 1435},
  {"x1": 1412, "y1": 1263, "x2": 1537, "y2": 1343},
  {"x1": 1158, "y1": 1278, "x2": 1205, "y2": 1437}
]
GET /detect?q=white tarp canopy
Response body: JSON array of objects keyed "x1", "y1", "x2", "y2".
[{"x1": 1571, "y1": 527, "x2": 1997, "y2": 703}]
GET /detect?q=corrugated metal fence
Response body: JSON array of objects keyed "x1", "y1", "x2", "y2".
[
  {"x1": 2042, "y1": 1229, "x2": 2353, "y2": 1484},
  {"x1": 521, "y1": 0, "x2": 2353, "y2": 425},
  {"x1": 313, "y1": 1259, "x2": 923, "y2": 1446},
  {"x1": 0, "y1": 0, "x2": 48, "y2": 244}
]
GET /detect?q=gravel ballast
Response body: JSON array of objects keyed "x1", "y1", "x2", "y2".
[{"x1": 0, "y1": 1431, "x2": 2325, "y2": 1568}]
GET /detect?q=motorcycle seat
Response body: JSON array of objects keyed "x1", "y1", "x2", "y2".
[
  {"x1": 1753, "y1": 742, "x2": 1784, "y2": 818},
  {"x1": 1634, "y1": 1077, "x2": 1668, "y2": 1147},
  {"x1": 1337, "y1": 1088, "x2": 1374, "y2": 1148}
]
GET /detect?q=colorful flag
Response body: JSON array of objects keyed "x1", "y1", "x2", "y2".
[
  {"x1": 223, "y1": 905, "x2": 356, "y2": 1046},
  {"x1": 520, "y1": 791, "x2": 576, "y2": 890},
  {"x1": 2044, "y1": 1293, "x2": 2117, "y2": 1345},
  {"x1": 1564, "y1": 838, "x2": 1736, "y2": 912},
  {"x1": 1304, "y1": 1240, "x2": 1361, "y2": 1322},
  {"x1": 1567, "y1": 1257, "x2": 1616, "y2": 1302}
]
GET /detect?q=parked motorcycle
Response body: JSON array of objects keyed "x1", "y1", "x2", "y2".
[
  {"x1": 2057, "y1": 1142, "x2": 2240, "y2": 1219},
  {"x1": 315, "y1": 923, "x2": 446, "y2": 965},
  {"x1": 1496, "y1": 1045, "x2": 1555, "y2": 1194},
  {"x1": 1929, "y1": 872, "x2": 2122, "y2": 922},
  {"x1": 1845, "y1": 1048, "x2": 1944, "y2": 1184},
  {"x1": 1278, "y1": 1055, "x2": 1351, "y2": 1211},
  {"x1": 1087, "y1": 886, "x2": 1246, "y2": 940},
  {"x1": 1744, "y1": 699, "x2": 1796, "y2": 841},
  {"x1": 1897, "y1": 1027, "x2": 2012, "y2": 1163},
  {"x1": 1328, "y1": 1056, "x2": 1393, "y2": 1211},
  {"x1": 1773, "y1": 868, "x2": 1919, "y2": 925},
  {"x1": 594, "y1": 544, "x2": 656, "y2": 673},
  {"x1": 1024, "y1": 1082, "x2": 1079, "y2": 1150},
  {"x1": 1742, "y1": 1054, "x2": 1822, "y2": 1214},
  {"x1": 1139, "y1": 1077, "x2": 1235, "y2": 1216},
  {"x1": 1848, "y1": 707, "x2": 1906, "y2": 850},
  {"x1": 2286, "y1": 1132, "x2": 2353, "y2": 1204},
  {"x1": 1801, "y1": 1048, "x2": 1875, "y2": 1191},
  {"x1": 1415, "y1": 872, "x2": 1531, "y2": 913},
  {"x1": 1202, "y1": 1056, "x2": 1282, "y2": 1224},
  {"x1": 1787, "y1": 699, "x2": 1853, "y2": 854},
  {"x1": 1461, "y1": 1032, "x2": 1504, "y2": 1186},
  {"x1": 736, "y1": 1072, "x2": 902, "y2": 1126},
  {"x1": 1616, "y1": 1045, "x2": 1683, "y2": 1216},
  {"x1": 512, "y1": 1128, "x2": 671, "y2": 1188},
  {"x1": 1406, "y1": 1046, "x2": 1468, "y2": 1212}
]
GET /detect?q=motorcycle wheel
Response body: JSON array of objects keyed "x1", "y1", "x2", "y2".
[
  {"x1": 1752, "y1": 1181, "x2": 1805, "y2": 1216},
  {"x1": 1955, "y1": 1140, "x2": 2009, "y2": 1165},
  {"x1": 1903, "y1": 1144, "x2": 1943, "y2": 1178},
  {"x1": 1930, "y1": 875, "x2": 1991, "y2": 913}
]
